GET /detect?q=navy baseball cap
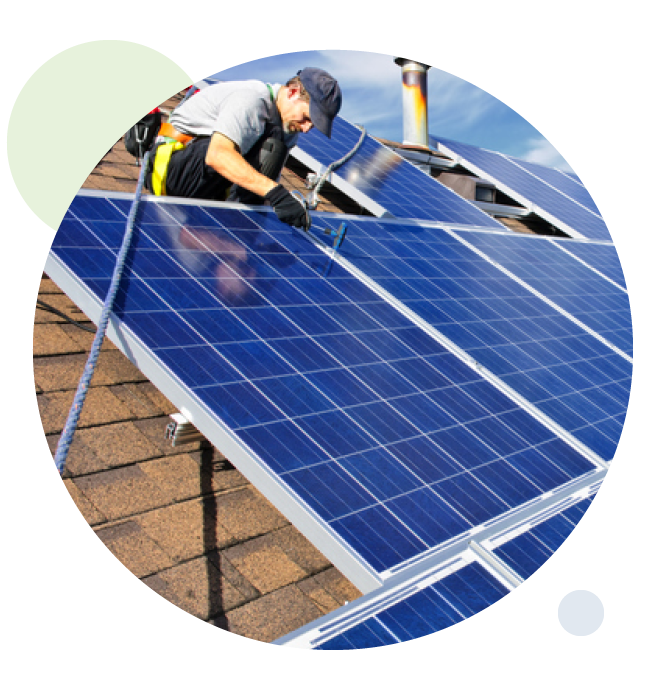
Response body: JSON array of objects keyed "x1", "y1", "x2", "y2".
[{"x1": 297, "y1": 68, "x2": 342, "y2": 138}]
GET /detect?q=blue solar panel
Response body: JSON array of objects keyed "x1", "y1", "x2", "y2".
[
  {"x1": 554, "y1": 239, "x2": 628, "y2": 289},
  {"x1": 564, "y1": 171, "x2": 584, "y2": 185},
  {"x1": 433, "y1": 136, "x2": 611, "y2": 242},
  {"x1": 507, "y1": 156, "x2": 602, "y2": 217},
  {"x1": 277, "y1": 483, "x2": 600, "y2": 648},
  {"x1": 50, "y1": 192, "x2": 604, "y2": 584},
  {"x1": 311, "y1": 215, "x2": 631, "y2": 461},
  {"x1": 316, "y1": 561, "x2": 510, "y2": 649},
  {"x1": 494, "y1": 495, "x2": 594, "y2": 579},
  {"x1": 454, "y1": 230, "x2": 633, "y2": 356},
  {"x1": 295, "y1": 116, "x2": 506, "y2": 228}
]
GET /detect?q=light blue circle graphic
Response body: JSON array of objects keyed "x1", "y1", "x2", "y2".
[{"x1": 558, "y1": 590, "x2": 605, "y2": 636}]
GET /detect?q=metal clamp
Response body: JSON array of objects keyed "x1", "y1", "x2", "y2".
[{"x1": 324, "y1": 222, "x2": 347, "y2": 251}]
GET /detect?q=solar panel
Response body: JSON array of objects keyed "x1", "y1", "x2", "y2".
[
  {"x1": 507, "y1": 155, "x2": 601, "y2": 217},
  {"x1": 310, "y1": 561, "x2": 511, "y2": 649},
  {"x1": 309, "y1": 214, "x2": 631, "y2": 462},
  {"x1": 553, "y1": 239, "x2": 628, "y2": 289},
  {"x1": 432, "y1": 136, "x2": 612, "y2": 242},
  {"x1": 48, "y1": 192, "x2": 607, "y2": 604},
  {"x1": 492, "y1": 494, "x2": 595, "y2": 579},
  {"x1": 275, "y1": 486, "x2": 599, "y2": 648},
  {"x1": 293, "y1": 116, "x2": 507, "y2": 229},
  {"x1": 453, "y1": 229, "x2": 632, "y2": 356},
  {"x1": 563, "y1": 170, "x2": 584, "y2": 185}
]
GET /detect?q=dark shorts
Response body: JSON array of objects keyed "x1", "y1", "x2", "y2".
[
  {"x1": 147, "y1": 134, "x2": 289, "y2": 203},
  {"x1": 164, "y1": 136, "x2": 230, "y2": 201}
]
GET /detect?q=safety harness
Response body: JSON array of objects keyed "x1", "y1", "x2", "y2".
[
  {"x1": 150, "y1": 139, "x2": 186, "y2": 196},
  {"x1": 149, "y1": 83, "x2": 277, "y2": 197}
]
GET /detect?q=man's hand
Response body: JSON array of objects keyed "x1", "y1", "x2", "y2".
[{"x1": 266, "y1": 184, "x2": 310, "y2": 230}]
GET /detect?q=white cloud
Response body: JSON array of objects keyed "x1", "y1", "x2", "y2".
[
  {"x1": 317, "y1": 50, "x2": 405, "y2": 90},
  {"x1": 518, "y1": 137, "x2": 573, "y2": 171},
  {"x1": 315, "y1": 50, "x2": 405, "y2": 137},
  {"x1": 427, "y1": 70, "x2": 499, "y2": 131},
  {"x1": 315, "y1": 54, "x2": 504, "y2": 140},
  {"x1": 212, "y1": 51, "x2": 561, "y2": 154}
]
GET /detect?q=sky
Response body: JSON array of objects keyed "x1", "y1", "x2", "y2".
[{"x1": 211, "y1": 49, "x2": 573, "y2": 171}]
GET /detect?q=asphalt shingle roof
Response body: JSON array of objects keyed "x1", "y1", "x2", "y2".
[{"x1": 35, "y1": 90, "x2": 362, "y2": 643}]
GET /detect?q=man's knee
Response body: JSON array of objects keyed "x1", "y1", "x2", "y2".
[
  {"x1": 228, "y1": 137, "x2": 288, "y2": 204},
  {"x1": 254, "y1": 137, "x2": 288, "y2": 181}
]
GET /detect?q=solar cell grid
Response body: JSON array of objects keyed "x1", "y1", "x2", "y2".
[
  {"x1": 433, "y1": 136, "x2": 611, "y2": 241},
  {"x1": 50, "y1": 193, "x2": 603, "y2": 582},
  {"x1": 316, "y1": 561, "x2": 510, "y2": 649},
  {"x1": 553, "y1": 239, "x2": 628, "y2": 289},
  {"x1": 507, "y1": 155, "x2": 602, "y2": 216},
  {"x1": 313, "y1": 214, "x2": 630, "y2": 461},
  {"x1": 453, "y1": 229, "x2": 633, "y2": 356},
  {"x1": 295, "y1": 116, "x2": 506, "y2": 228},
  {"x1": 564, "y1": 171, "x2": 584, "y2": 185},
  {"x1": 494, "y1": 496, "x2": 594, "y2": 579}
]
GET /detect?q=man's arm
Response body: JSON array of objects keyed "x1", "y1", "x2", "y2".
[
  {"x1": 204, "y1": 132, "x2": 309, "y2": 230},
  {"x1": 205, "y1": 132, "x2": 275, "y2": 198}
]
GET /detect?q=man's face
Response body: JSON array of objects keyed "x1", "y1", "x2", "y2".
[{"x1": 280, "y1": 87, "x2": 314, "y2": 134}]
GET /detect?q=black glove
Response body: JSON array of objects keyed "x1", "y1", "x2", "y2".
[{"x1": 266, "y1": 184, "x2": 310, "y2": 231}]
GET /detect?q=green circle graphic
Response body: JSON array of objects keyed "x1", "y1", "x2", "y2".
[{"x1": 7, "y1": 40, "x2": 191, "y2": 230}]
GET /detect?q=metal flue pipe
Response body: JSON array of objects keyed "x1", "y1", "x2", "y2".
[{"x1": 394, "y1": 57, "x2": 431, "y2": 148}]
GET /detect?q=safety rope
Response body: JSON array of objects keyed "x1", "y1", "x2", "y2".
[
  {"x1": 54, "y1": 153, "x2": 151, "y2": 476},
  {"x1": 307, "y1": 125, "x2": 367, "y2": 209}
]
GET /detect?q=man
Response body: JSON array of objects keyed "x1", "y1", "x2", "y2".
[{"x1": 146, "y1": 68, "x2": 342, "y2": 230}]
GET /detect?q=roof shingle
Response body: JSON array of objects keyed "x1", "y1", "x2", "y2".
[{"x1": 35, "y1": 87, "x2": 363, "y2": 643}]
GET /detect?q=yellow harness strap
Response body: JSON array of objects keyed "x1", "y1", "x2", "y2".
[{"x1": 151, "y1": 140, "x2": 186, "y2": 196}]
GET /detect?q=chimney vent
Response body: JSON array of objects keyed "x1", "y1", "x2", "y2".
[{"x1": 394, "y1": 58, "x2": 431, "y2": 149}]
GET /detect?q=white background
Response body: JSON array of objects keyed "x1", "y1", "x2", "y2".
[{"x1": 2, "y1": 2, "x2": 658, "y2": 697}]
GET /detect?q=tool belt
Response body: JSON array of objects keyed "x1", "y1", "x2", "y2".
[
  {"x1": 158, "y1": 122, "x2": 195, "y2": 144},
  {"x1": 150, "y1": 124, "x2": 196, "y2": 196}
]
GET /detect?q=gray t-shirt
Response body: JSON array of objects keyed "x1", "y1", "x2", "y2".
[{"x1": 169, "y1": 80, "x2": 299, "y2": 154}]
